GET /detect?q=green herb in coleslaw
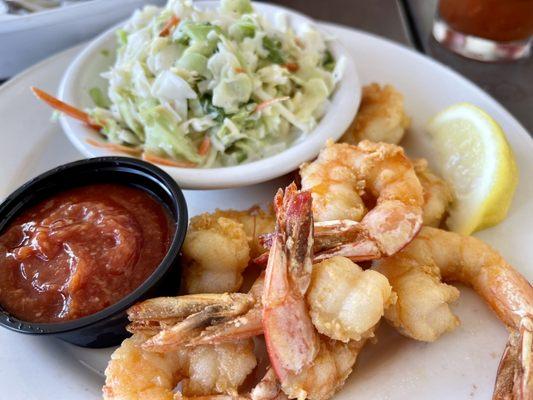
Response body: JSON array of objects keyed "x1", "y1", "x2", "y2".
[{"x1": 89, "y1": 0, "x2": 344, "y2": 167}]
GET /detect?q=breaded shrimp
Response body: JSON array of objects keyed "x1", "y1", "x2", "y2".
[
  {"x1": 103, "y1": 333, "x2": 187, "y2": 400},
  {"x1": 103, "y1": 334, "x2": 257, "y2": 399},
  {"x1": 375, "y1": 261, "x2": 460, "y2": 342},
  {"x1": 375, "y1": 227, "x2": 533, "y2": 399},
  {"x1": 300, "y1": 143, "x2": 366, "y2": 222},
  {"x1": 307, "y1": 256, "x2": 395, "y2": 342},
  {"x1": 212, "y1": 208, "x2": 275, "y2": 258},
  {"x1": 175, "y1": 368, "x2": 288, "y2": 400},
  {"x1": 182, "y1": 214, "x2": 250, "y2": 294},
  {"x1": 182, "y1": 208, "x2": 275, "y2": 294},
  {"x1": 250, "y1": 368, "x2": 289, "y2": 400},
  {"x1": 300, "y1": 141, "x2": 424, "y2": 261},
  {"x1": 341, "y1": 83, "x2": 410, "y2": 145},
  {"x1": 280, "y1": 338, "x2": 366, "y2": 400},
  {"x1": 262, "y1": 184, "x2": 319, "y2": 378},
  {"x1": 413, "y1": 159, "x2": 454, "y2": 227},
  {"x1": 112, "y1": 186, "x2": 397, "y2": 400},
  {"x1": 181, "y1": 340, "x2": 257, "y2": 396},
  {"x1": 263, "y1": 185, "x2": 387, "y2": 400}
]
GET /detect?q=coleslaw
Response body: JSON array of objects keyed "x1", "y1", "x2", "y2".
[{"x1": 89, "y1": 0, "x2": 344, "y2": 167}]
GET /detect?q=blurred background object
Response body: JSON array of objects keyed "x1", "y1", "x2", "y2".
[
  {"x1": 2, "y1": 0, "x2": 62, "y2": 14},
  {"x1": 433, "y1": 0, "x2": 533, "y2": 61},
  {"x1": 403, "y1": 0, "x2": 532, "y2": 134},
  {"x1": 0, "y1": 0, "x2": 165, "y2": 79}
]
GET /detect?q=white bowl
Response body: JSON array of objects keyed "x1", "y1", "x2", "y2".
[{"x1": 58, "y1": 1, "x2": 360, "y2": 189}]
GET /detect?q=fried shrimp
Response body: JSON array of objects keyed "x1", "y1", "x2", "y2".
[
  {"x1": 176, "y1": 368, "x2": 289, "y2": 400},
  {"x1": 182, "y1": 214, "x2": 249, "y2": 294},
  {"x1": 280, "y1": 338, "x2": 366, "y2": 400},
  {"x1": 307, "y1": 256, "x2": 395, "y2": 342},
  {"x1": 413, "y1": 159, "x2": 453, "y2": 227},
  {"x1": 263, "y1": 185, "x2": 384, "y2": 400},
  {"x1": 250, "y1": 368, "x2": 289, "y2": 400},
  {"x1": 104, "y1": 334, "x2": 257, "y2": 399},
  {"x1": 181, "y1": 340, "x2": 257, "y2": 396},
  {"x1": 105, "y1": 185, "x2": 404, "y2": 400},
  {"x1": 300, "y1": 141, "x2": 424, "y2": 261},
  {"x1": 300, "y1": 143, "x2": 366, "y2": 222},
  {"x1": 263, "y1": 184, "x2": 319, "y2": 378},
  {"x1": 213, "y1": 208, "x2": 275, "y2": 258},
  {"x1": 375, "y1": 261, "x2": 460, "y2": 342},
  {"x1": 103, "y1": 333, "x2": 186, "y2": 400},
  {"x1": 182, "y1": 208, "x2": 274, "y2": 294},
  {"x1": 375, "y1": 227, "x2": 533, "y2": 399},
  {"x1": 340, "y1": 83, "x2": 410, "y2": 145}
]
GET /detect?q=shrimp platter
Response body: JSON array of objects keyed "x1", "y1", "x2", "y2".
[
  {"x1": 104, "y1": 185, "x2": 396, "y2": 400},
  {"x1": 103, "y1": 181, "x2": 531, "y2": 400},
  {"x1": 101, "y1": 84, "x2": 531, "y2": 400}
]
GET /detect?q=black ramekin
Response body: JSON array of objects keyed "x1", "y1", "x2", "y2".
[{"x1": 0, "y1": 157, "x2": 188, "y2": 348}]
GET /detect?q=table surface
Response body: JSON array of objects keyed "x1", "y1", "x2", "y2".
[{"x1": 1, "y1": 0, "x2": 532, "y2": 134}]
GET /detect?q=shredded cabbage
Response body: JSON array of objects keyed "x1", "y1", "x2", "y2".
[{"x1": 89, "y1": 0, "x2": 341, "y2": 167}]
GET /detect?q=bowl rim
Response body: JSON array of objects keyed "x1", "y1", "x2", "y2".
[
  {"x1": 0, "y1": 156, "x2": 188, "y2": 335},
  {"x1": 58, "y1": 0, "x2": 361, "y2": 189}
]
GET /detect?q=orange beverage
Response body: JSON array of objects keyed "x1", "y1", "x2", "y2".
[
  {"x1": 439, "y1": 0, "x2": 533, "y2": 42},
  {"x1": 433, "y1": 0, "x2": 533, "y2": 61}
]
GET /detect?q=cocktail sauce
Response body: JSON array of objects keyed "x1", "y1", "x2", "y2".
[{"x1": 0, "y1": 184, "x2": 174, "y2": 323}]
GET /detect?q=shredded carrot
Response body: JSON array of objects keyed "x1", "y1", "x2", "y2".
[
  {"x1": 255, "y1": 96, "x2": 290, "y2": 112},
  {"x1": 142, "y1": 152, "x2": 196, "y2": 168},
  {"x1": 31, "y1": 87, "x2": 101, "y2": 130},
  {"x1": 86, "y1": 138, "x2": 142, "y2": 156},
  {"x1": 283, "y1": 62, "x2": 299, "y2": 72},
  {"x1": 160, "y1": 15, "x2": 180, "y2": 37},
  {"x1": 198, "y1": 137, "x2": 211, "y2": 156},
  {"x1": 234, "y1": 67, "x2": 245, "y2": 73}
]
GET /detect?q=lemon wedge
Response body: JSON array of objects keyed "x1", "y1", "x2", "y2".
[{"x1": 426, "y1": 103, "x2": 518, "y2": 235}]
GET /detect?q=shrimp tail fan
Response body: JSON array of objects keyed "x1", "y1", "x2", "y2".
[{"x1": 493, "y1": 318, "x2": 532, "y2": 400}]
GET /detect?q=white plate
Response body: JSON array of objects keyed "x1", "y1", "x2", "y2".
[
  {"x1": 1, "y1": 23, "x2": 532, "y2": 400},
  {"x1": 58, "y1": 1, "x2": 360, "y2": 189}
]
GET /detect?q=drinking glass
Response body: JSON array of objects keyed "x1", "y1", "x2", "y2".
[{"x1": 433, "y1": 0, "x2": 533, "y2": 61}]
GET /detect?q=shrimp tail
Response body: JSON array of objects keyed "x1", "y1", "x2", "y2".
[
  {"x1": 258, "y1": 219, "x2": 383, "y2": 263},
  {"x1": 314, "y1": 239, "x2": 382, "y2": 262},
  {"x1": 311, "y1": 200, "x2": 423, "y2": 261},
  {"x1": 494, "y1": 318, "x2": 533, "y2": 400},
  {"x1": 186, "y1": 307, "x2": 264, "y2": 346},
  {"x1": 263, "y1": 184, "x2": 319, "y2": 381},
  {"x1": 139, "y1": 294, "x2": 254, "y2": 353},
  {"x1": 127, "y1": 293, "x2": 252, "y2": 321}
]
